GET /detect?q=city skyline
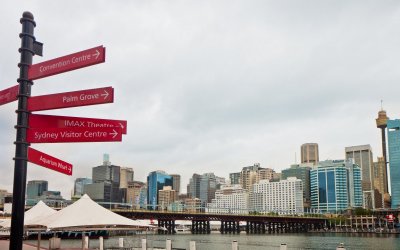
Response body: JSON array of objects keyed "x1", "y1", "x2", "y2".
[{"x1": 1, "y1": 2, "x2": 400, "y2": 199}]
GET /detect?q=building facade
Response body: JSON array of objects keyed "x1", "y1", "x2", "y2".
[
  {"x1": 170, "y1": 174, "x2": 181, "y2": 195},
  {"x1": 310, "y1": 160, "x2": 362, "y2": 213},
  {"x1": 188, "y1": 174, "x2": 201, "y2": 199},
  {"x1": 281, "y1": 163, "x2": 312, "y2": 209},
  {"x1": 158, "y1": 186, "x2": 177, "y2": 210},
  {"x1": 301, "y1": 143, "x2": 319, "y2": 165},
  {"x1": 229, "y1": 172, "x2": 241, "y2": 185},
  {"x1": 373, "y1": 157, "x2": 388, "y2": 208},
  {"x1": 74, "y1": 178, "x2": 92, "y2": 197},
  {"x1": 251, "y1": 177, "x2": 303, "y2": 215},
  {"x1": 388, "y1": 119, "x2": 400, "y2": 209},
  {"x1": 199, "y1": 173, "x2": 217, "y2": 206},
  {"x1": 126, "y1": 181, "x2": 146, "y2": 208},
  {"x1": 240, "y1": 163, "x2": 275, "y2": 191},
  {"x1": 147, "y1": 170, "x2": 173, "y2": 210},
  {"x1": 207, "y1": 184, "x2": 249, "y2": 214},
  {"x1": 119, "y1": 167, "x2": 134, "y2": 189},
  {"x1": 26, "y1": 180, "x2": 48, "y2": 206},
  {"x1": 345, "y1": 145, "x2": 374, "y2": 209}
]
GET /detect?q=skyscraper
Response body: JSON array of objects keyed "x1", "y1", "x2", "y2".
[
  {"x1": 345, "y1": 145, "x2": 374, "y2": 208},
  {"x1": 85, "y1": 155, "x2": 124, "y2": 205},
  {"x1": 188, "y1": 174, "x2": 201, "y2": 199},
  {"x1": 170, "y1": 174, "x2": 181, "y2": 194},
  {"x1": 301, "y1": 143, "x2": 319, "y2": 165},
  {"x1": 387, "y1": 119, "x2": 400, "y2": 209},
  {"x1": 310, "y1": 160, "x2": 362, "y2": 213},
  {"x1": 281, "y1": 163, "x2": 312, "y2": 209},
  {"x1": 373, "y1": 157, "x2": 388, "y2": 208},
  {"x1": 26, "y1": 180, "x2": 48, "y2": 206},
  {"x1": 199, "y1": 173, "x2": 217, "y2": 206},
  {"x1": 147, "y1": 170, "x2": 173, "y2": 210}
]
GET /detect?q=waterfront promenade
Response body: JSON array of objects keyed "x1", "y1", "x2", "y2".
[{"x1": 0, "y1": 240, "x2": 96, "y2": 250}]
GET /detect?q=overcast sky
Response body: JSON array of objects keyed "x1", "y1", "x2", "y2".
[{"x1": 1, "y1": 1, "x2": 399, "y2": 199}]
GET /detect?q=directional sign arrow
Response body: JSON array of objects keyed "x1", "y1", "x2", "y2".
[
  {"x1": 27, "y1": 127, "x2": 123, "y2": 143},
  {"x1": 29, "y1": 114, "x2": 127, "y2": 134},
  {"x1": 28, "y1": 45, "x2": 106, "y2": 80},
  {"x1": 28, "y1": 147, "x2": 73, "y2": 176},
  {"x1": 28, "y1": 86, "x2": 114, "y2": 111},
  {"x1": 0, "y1": 85, "x2": 18, "y2": 106}
]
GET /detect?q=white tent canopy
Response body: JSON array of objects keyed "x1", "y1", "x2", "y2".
[
  {"x1": 0, "y1": 201, "x2": 56, "y2": 229},
  {"x1": 34, "y1": 194, "x2": 153, "y2": 230}
]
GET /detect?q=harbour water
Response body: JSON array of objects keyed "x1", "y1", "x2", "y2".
[{"x1": 26, "y1": 232, "x2": 400, "y2": 249}]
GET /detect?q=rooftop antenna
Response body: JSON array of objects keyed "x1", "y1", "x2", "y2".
[
  {"x1": 381, "y1": 100, "x2": 383, "y2": 111},
  {"x1": 295, "y1": 152, "x2": 297, "y2": 164}
]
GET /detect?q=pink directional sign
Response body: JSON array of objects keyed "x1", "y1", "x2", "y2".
[
  {"x1": 27, "y1": 127, "x2": 122, "y2": 143},
  {"x1": 28, "y1": 147, "x2": 73, "y2": 175},
  {"x1": 29, "y1": 114, "x2": 127, "y2": 134},
  {"x1": 28, "y1": 46, "x2": 106, "y2": 80},
  {"x1": 28, "y1": 86, "x2": 114, "y2": 111},
  {"x1": 0, "y1": 85, "x2": 18, "y2": 106}
]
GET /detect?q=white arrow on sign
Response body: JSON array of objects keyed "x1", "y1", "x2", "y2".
[
  {"x1": 101, "y1": 90, "x2": 109, "y2": 99},
  {"x1": 119, "y1": 123, "x2": 124, "y2": 129},
  {"x1": 110, "y1": 129, "x2": 118, "y2": 139},
  {"x1": 93, "y1": 49, "x2": 100, "y2": 60}
]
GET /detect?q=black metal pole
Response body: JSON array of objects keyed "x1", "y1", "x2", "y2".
[{"x1": 10, "y1": 11, "x2": 35, "y2": 250}]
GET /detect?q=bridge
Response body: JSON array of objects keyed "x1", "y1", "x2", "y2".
[{"x1": 113, "y1": 209, "x2": 327, "y2": 234}]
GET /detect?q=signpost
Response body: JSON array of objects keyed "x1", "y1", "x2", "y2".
[
  {"x1": 0, "y1": 85, "x2": 18, "y2": 106},
  {"x1": 29, "y1": 114, "x2": 127, "y2": 134},
  {"x1": 27, "y1": 127, "x2": 122, "y2": 143},
  {"x1": 28, "y1": 86, "x2": 114, "y2": 111},
  {"x1": 28, "y1": 147, "x2": 73, "y2": 175},
  {"x1": 9, "y1": 12, "x2": 124, "y2": 250},
  {"x1": 28, "y1": 45, "x2": 105, "y2": 80}
]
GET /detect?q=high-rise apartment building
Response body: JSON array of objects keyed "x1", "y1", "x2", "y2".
[
  {"x1": 170, "y1": 174, "x2": 181, "y2": 194},
  {"x1": 251, "y1": 177, "x2": 303, "y2": 215},
  {"x1": 240, "y1": 163, "x2": 275, "y2": 191},
  {"x1": 387, "y1": 119, "x2": 400, "y2": 209},
  {"x1": 301, "y1": 143, "x2": 319, "y2": 165},
  {"x1": 74, "y1": 178, "x2": 92, "y2": 197},
  {"x1": 26, "y1": 180, "x2": 48, "y2": 206},
  {"x1": 281, "y1": 163, "x2": 312, "y2": 209},
  {"x1": 310, "y1": 160, "x2": 362, "y2": 213},
  {"x1": 147, "y1": 170, "x2": 173, "y2": 210},
  {"x1": 119, "y1": 167, "x2": 134, "y2": 189},
  {"x1": 207, "y1": 184, "x2": 249, "y2": 214},
  {"x1": 345, "y1": 145, "x2": 374, "y2": 208}
]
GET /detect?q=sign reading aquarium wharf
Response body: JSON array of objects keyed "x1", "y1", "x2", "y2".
[{"x1": 27, "y1": 147, "x2": 72, "y2": 175}]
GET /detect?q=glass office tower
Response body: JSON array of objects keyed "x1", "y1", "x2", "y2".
[
  {"x1": 310, "y1": 160, "x2": 362, "y2": 213},
  {"x1": 388, "y1": 119, "x2": 400, "y2": 209},
  {"x1": 147, "y1": 170, "x2": 173, "y2": 210}
]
